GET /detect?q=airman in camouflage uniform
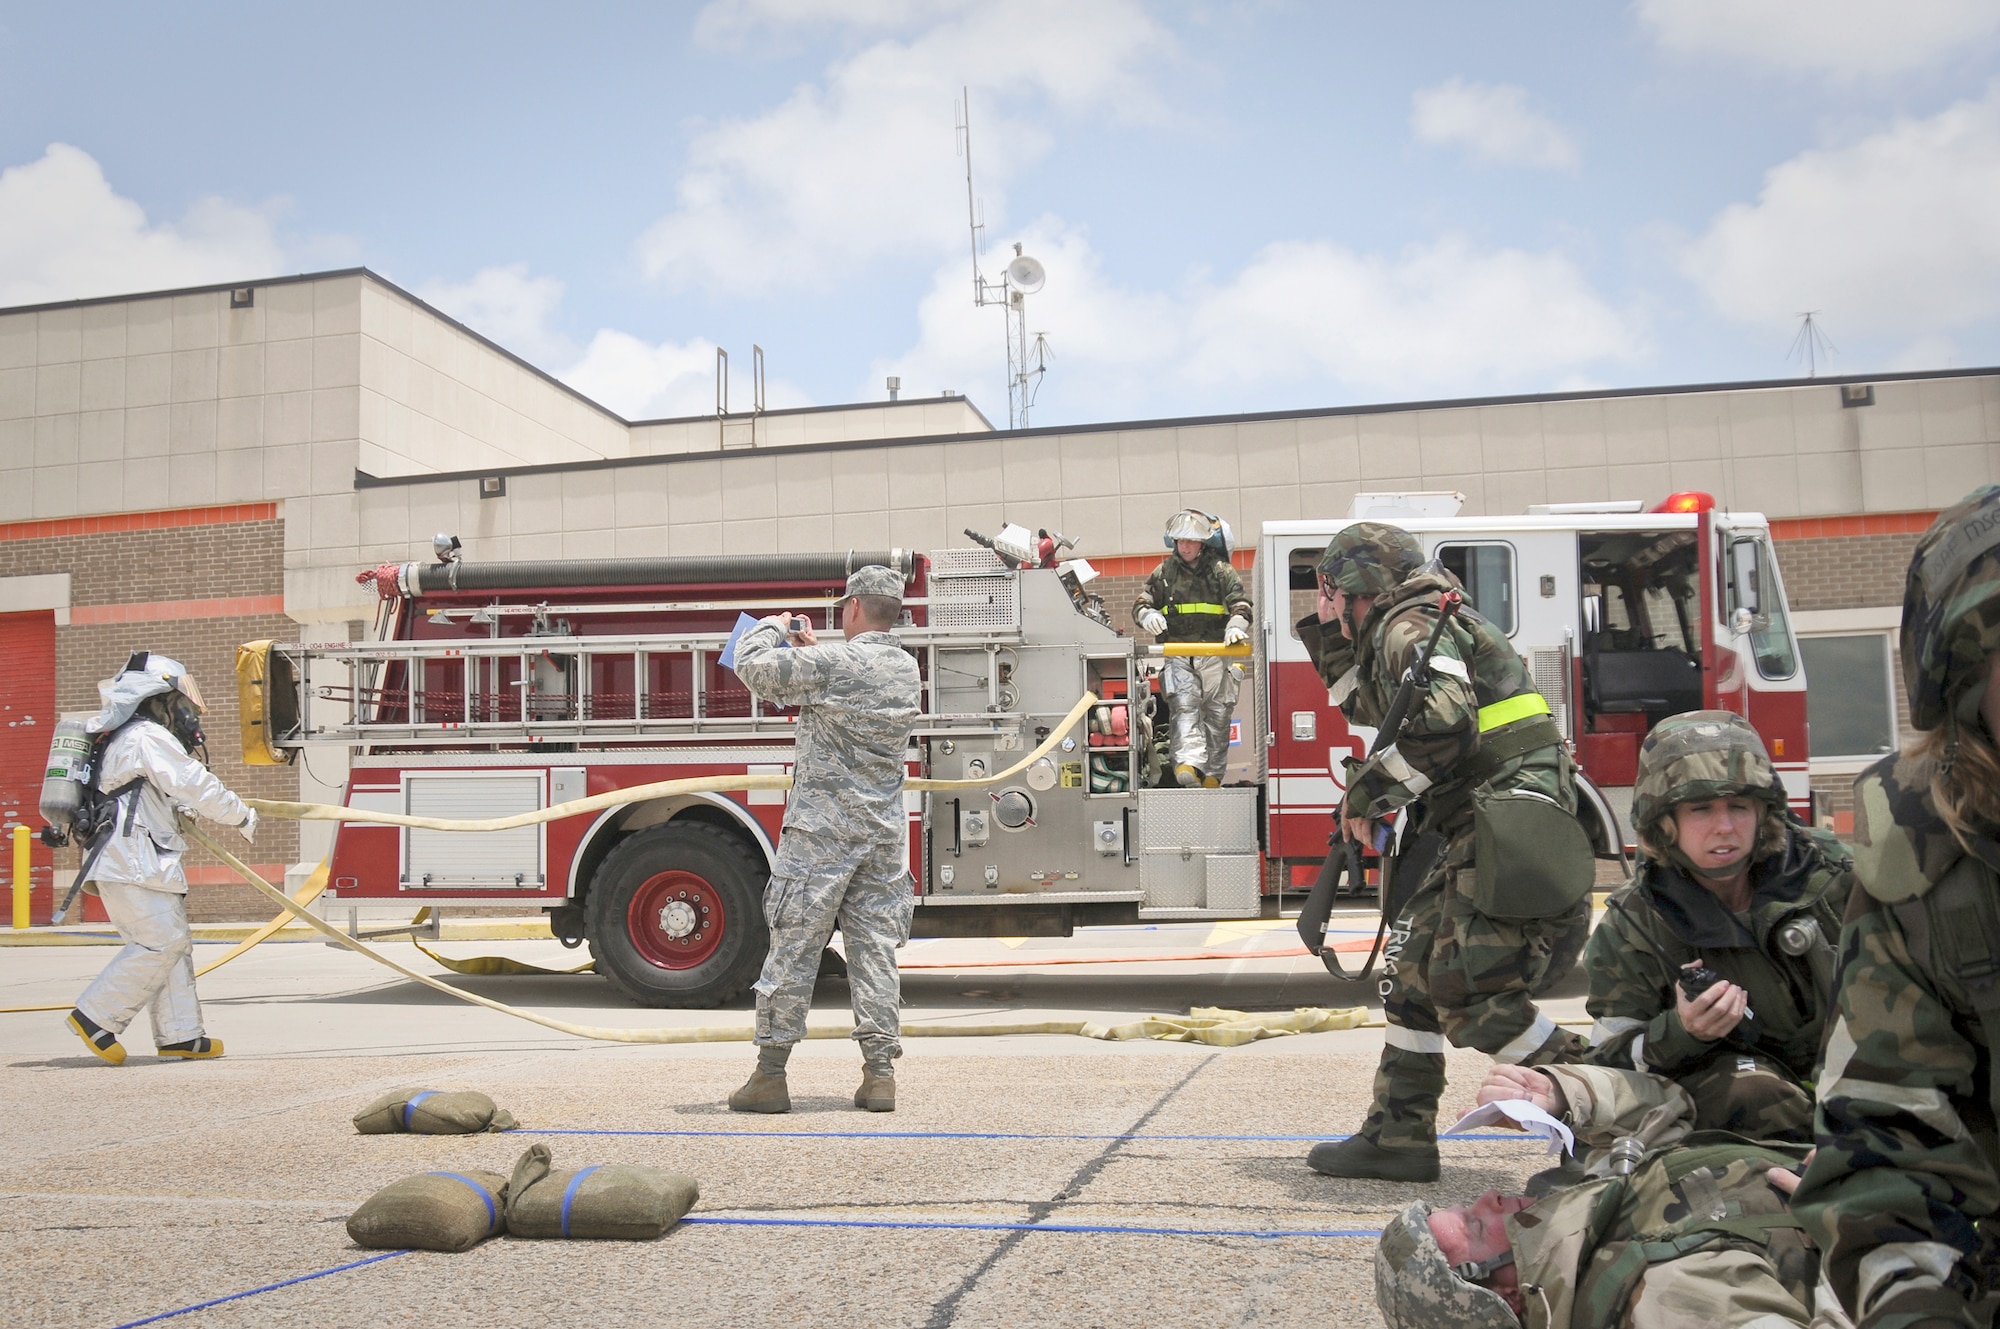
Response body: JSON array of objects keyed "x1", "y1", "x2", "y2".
[
  {"x1": 1793, "y1": 484, "x2": 2000, "y2": 1329},
  {"x1": 1584, "y1": 712, "x2": 1851, "y2": 1141},
  {"x1": 1304, "y1": 523, "x2": 1594, "y2": 1182},
  {"x1": 1133, "y1": 509, "x2": 1253, "y2": 786},
  {"x1": 727, "y1": 564, "x2": 922, "y2": 1114},
  {"x1": 1376, "y1": 1062, "x2": 1824, "y2": 1328}
]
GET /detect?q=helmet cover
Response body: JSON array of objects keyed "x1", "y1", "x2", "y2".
[
  {"x1": 1900, "y1": 483, "x2": 2000, "y2": 731},
  {"x1": 1317, "y1": 522, "x2": 1426, "y2": 599},
  {"x1": 1375, "y1": 1202, "x2": 1520, "y2": 1329},
  {"x1": 1630, "y1": 710, "x2": 1784, "y2": 850}
]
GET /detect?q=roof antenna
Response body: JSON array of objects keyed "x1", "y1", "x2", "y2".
[
  {"x1": 1787, "y1": 311, "x2": 1836, "y2": 378},
  {"x1": 956, "y1": 89, "x2": 1050, "y2": 429}
]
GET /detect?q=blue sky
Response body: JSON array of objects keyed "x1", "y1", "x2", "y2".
[{"x1": 4, "y1": 1, "x2": 1999, "y2": 428}]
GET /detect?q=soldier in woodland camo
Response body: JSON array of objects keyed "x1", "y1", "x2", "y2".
[
  {"x1": 1302, "y1": 522, "x2": 1590, "y2": 1183},
  {"x1": 1583, "y1": 711, "x2": 1851, "y2": 1141},
  {"x1": 727, "y1": 564, "x2": 922, "y2": 1115},
  {"x1": 1793, "y1": 484, "x2": 2000, "y2": 1329},
  {"x1": 1375, "y1": 1062, "x2": 1824, "y2": 1328}
]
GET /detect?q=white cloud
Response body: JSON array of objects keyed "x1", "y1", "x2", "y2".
[
  {"x1": 414, "y1": 261, "x2": 810, "y2": 421},
  {"x1": 562, "y1": 329, "x2": 727, "y2": 421},
  {"x1": 640, "y1": 0, "x2": 1175, "y2": 296},
  {"x1": 1411, "y1": 79, "x2": 1580, "y2": 171},
  {"x1": 1636, "y1": 0, "x2": 2000, "y2": 78},
  {"x1": 1682, "y1": 86, "x2": 2000, "y2": 335},
  {"x1": 417, "y1": 264, "x2": 570, "y2": 365},
  {"x1": 875, "y1": 222, "x2": 1645, "y2": 420},
  {"x1": 0, "y1": 143, "x2": 286, "y2": 307}
]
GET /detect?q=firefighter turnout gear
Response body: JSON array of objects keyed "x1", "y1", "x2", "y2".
[
  {"x1": 1134, "y1": 528, "x2": 1253, "y2": 784},
  {"x1": 69, "y1": 657, "x2": 255, "y2": 1059}
]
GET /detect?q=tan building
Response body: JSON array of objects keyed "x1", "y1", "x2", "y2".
[{"x1": 2, "y1": 268, "x2": 1993, "y2": 917}]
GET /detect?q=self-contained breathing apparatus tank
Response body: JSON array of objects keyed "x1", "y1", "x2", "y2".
[{"x1": 39, "y1": 715, "x2": 94, "y2": 846}]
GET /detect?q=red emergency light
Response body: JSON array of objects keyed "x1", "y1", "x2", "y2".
[{"x1": 1652, "y1": 491, "x2": 1715, "y2": 514}]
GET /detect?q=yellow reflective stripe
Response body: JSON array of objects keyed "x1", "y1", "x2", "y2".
[
  {"x1": 1477, "y1": 692, "x2": 1551, "y2": 732},
  {"x1": 1171, "y1": 602, "x2": 1228, "y2": 614}
]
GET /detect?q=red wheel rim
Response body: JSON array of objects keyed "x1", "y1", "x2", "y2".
[{"x1": 627, "y1": 870, "x2": 727, "y2": 969}]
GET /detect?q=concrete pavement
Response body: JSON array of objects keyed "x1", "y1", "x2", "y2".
[{"x1": 3, "y1": 910, "x2": 1586, "y2": 1328}]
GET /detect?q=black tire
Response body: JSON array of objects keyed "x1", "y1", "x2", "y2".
[
  {"x1": 1532, "y1": 906, "x2": 1591, "y2": 998},
  {"x1": 585, "y1": 821, "x2": 769, "y2": 1008}
]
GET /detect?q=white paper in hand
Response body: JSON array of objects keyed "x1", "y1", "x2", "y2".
[{"x1": 1443, "y1": 1099, "x2": 1575, "y2": 1157}]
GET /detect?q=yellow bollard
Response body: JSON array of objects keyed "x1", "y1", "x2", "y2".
[{"x1": 12, "y1": 824, "x2": 29, "y2": 930}]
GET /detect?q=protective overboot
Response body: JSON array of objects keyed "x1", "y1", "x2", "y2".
[
  {"x1": 1306, "y1": 1134, "x2": 1440, "y2": 1182},
  {"x1": 1175, "y1": 764, "x2": 1202, "y2": 788},
  {"x1": 854, "y1": 1069, "x2": 895, "y2": 1112},
  {"x1": 157, "y1": 1036, "x2": 223, "y2": 1060},
  {"x1": 66, "y1": 1009, "x2": 125, "y2": 1066},
  {"x1": 728, "y1": 1069, "x2": 792, "y2": 1114},
  {"x1": 1201, "y1": 775, "x2": 1221, "y2": 788}
]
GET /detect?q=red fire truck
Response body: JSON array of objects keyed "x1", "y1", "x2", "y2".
[{"x1": 239, "y1": 490, "x2": 1809, "y2": 1007}]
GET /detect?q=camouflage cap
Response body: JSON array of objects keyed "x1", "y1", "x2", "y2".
[
  {"x1": 1317, "y1": 522, "x2": 1426, "y2": 598},
  {"x1": 844, "y1": 564, "x2": 905, "y2": 603},
  {"x1": 1901, "y1": 483, "x2": 2000, "y2": 731},
  {"x1": 1630, "y1": 710, "x2": 1785, "y2": 842},
  {"x1": 1375, "y1": 1203, "x2": 1520, "y2": 1329}
]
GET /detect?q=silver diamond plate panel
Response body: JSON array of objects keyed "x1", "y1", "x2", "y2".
[
  {"x1": 1530, "y1": 648, "x2": 1569, "y2": 738},
  {"x1": 1140, "y1": 855, "x2": 1205, "y2": 908},
  {"x1": 1135, "y1": 788, "x2": 1259, "y2": 852},
  {"x1": 1204, "y1": 855, "x2": 1259, "y2": 913}
]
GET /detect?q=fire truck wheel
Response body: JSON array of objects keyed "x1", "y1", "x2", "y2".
[
  {"x1": 585, "y1": 821, "x2": 770, "y2": 1009},
  {"x1": 1531, "y1": 908, "x2": 1590, "y2": 998}
]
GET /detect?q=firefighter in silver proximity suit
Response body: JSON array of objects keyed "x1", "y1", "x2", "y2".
[
  {"x1": 65, "y1": 653, "x2": 257, "y2": 1066},
  {"x1": 1134, "y1": 510, "x2": 1253, "y2": 787}
]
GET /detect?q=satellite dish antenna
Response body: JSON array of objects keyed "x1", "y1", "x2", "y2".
[{"x1": 1005, "y1": 253, "x2": 1046, "y2": 294}]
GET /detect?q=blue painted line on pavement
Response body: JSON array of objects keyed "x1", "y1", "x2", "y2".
[
  {"x1": 681, "y1": 1215, "x2": 1381, "y2": 1239},
  {"x1": 535, "y1": 1128, "x2": 1534, "y2": 1142},
  {"x1": 109, "y1": 1250, "x2": 411, "y2": 1328}
]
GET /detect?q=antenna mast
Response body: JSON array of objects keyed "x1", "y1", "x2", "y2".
[
  {"x1": 1788, "y1": 311, "x2": 1836, "y2": 378},
  {"x1": 956, "y1": 89, "x2": 1049, "y2": 429}
]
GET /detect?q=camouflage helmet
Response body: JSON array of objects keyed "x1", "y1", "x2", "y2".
[
  {"x1": 1375, "y1": 1203, "x2": 1519, "y2": 1329},
  {"x1": 1900, "y1": 484, "x2": 2000, "y2": 731},
  {"x1": 1317, "y1": 522, "x2": 1426, "y2": 598},
  {"x1": 1630, "y1": 710, "x2": 1785, "y2": 848}
]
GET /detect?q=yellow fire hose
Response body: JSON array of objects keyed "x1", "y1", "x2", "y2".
[{"x1": 174, "y1": 821, "x2": 1366, "y2": 1048}]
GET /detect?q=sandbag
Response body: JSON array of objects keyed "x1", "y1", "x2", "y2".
[
  {"x1": 353, "y1": 1088, "x2": 519, "y2": 1135},
  {"x1": 346, "y1": 1169, "x2": 508, "y2": 1252},
  {"x1": 505, "y1": 1142, "x2": 699, "y2": 1240}
]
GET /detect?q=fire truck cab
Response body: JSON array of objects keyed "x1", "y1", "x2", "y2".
[{"x1": 1260, "y1": 491, "x2": 1810, "y2": 884}]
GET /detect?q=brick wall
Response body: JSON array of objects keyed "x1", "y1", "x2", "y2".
[
  {"x1": 5, "y1": 514, "x2": 299, "y2": 920},
  {"x1": 1774, "y1": 531, "x2": 1923, "y2": 612}
]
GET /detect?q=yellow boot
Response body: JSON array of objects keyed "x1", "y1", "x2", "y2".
[
  {"x1": 157, "y1": 1036, "x2": 224, "y2": 1060},
  {"x1": 67, "y1": 1009, "x2": 125, "y2": 1066}
]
